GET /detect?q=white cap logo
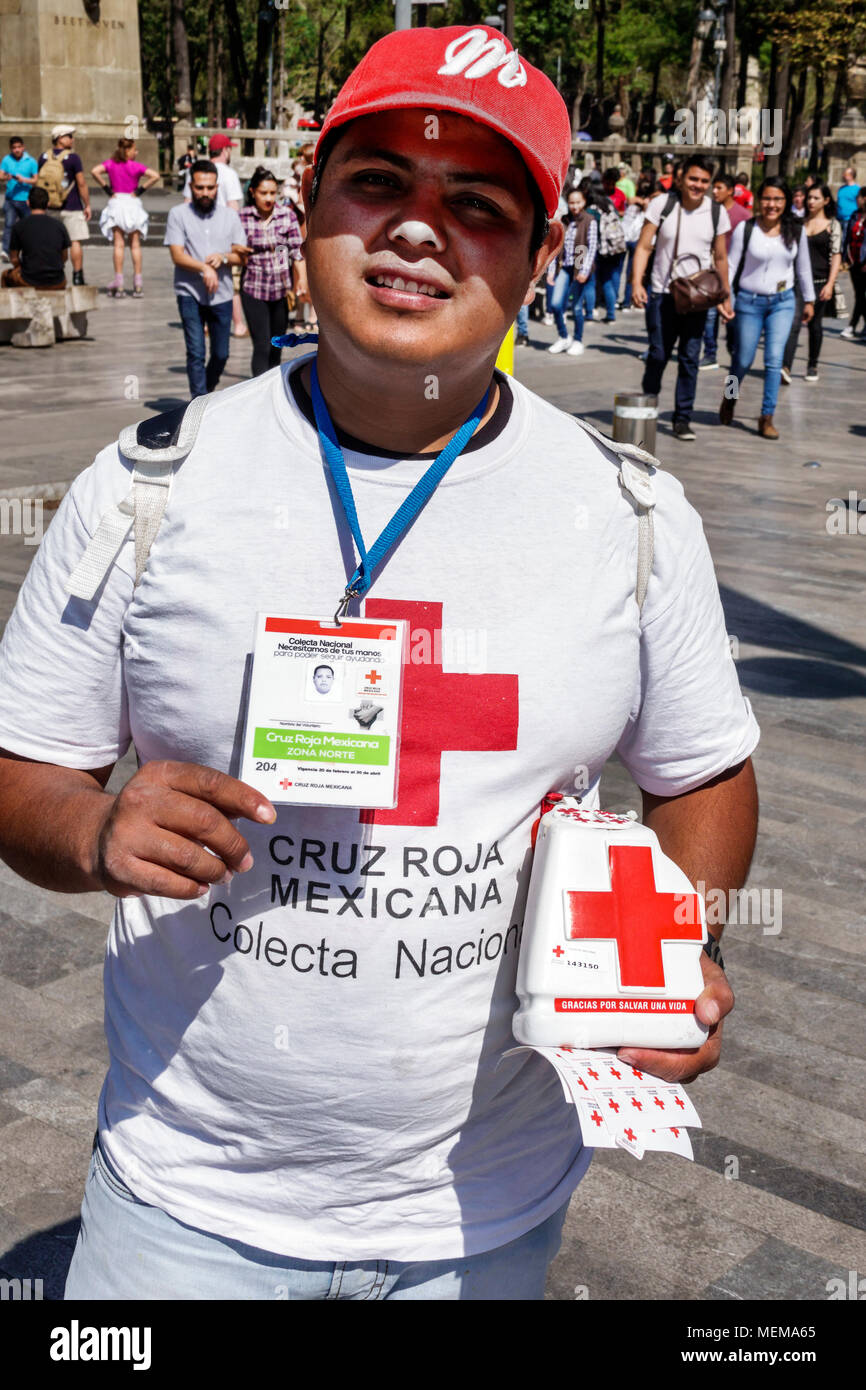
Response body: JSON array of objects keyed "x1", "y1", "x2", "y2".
[{"x1": 437, "y1": 28, "x2": 527, "y2": 89}]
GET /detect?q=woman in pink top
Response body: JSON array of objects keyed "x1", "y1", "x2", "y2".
[{"x1": 92, "y1": 138, "x2": 160, "y2": 297}]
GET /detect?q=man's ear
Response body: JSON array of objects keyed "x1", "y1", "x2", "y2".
[
  {"x1": 523, "y1": 219, "x2": 564, "y2": 304},
  {"x1": 301, "y1": 165, "x2": 315, "y2": 225}
]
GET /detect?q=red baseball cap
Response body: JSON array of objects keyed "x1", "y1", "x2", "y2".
[
  {"x1": 316, "y1": 25, "x2": 572, "y2": 218},
  {"x1": 209, "y1": 133, "x2": 238, "y2": 152}
]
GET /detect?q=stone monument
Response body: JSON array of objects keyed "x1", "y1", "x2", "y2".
[{"x1": 0, "y1": 0, "x2": 157, "y2": 172}]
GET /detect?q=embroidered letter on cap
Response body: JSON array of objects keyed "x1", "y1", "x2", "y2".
[{"x1": 437, "y1": 28, "x2": 527, "y2": 88}]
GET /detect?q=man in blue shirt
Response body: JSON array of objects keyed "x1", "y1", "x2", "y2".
[
  {"x1": 836, "y1": 167, "x2": 861, "y2": 235},
  {"x1": 1, "y1": 136, "x2": 38, "y2": 259},
  {"x1": 164, "y1": 160, "x2": 247, "y2": 398}
]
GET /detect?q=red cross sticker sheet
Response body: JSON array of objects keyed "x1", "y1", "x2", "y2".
[
  {"x1": 241, "y1": 613, "x2": 407, "y2": 807},
  {"x1": 507, "y1": 1046, "x2": 699, "y2": 1161}
]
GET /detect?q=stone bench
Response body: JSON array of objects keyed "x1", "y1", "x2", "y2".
[{"x1": 0, "y1": 284, "x2": 99, "y2": 348}]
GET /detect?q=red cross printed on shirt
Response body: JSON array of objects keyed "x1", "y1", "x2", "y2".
[
  {"x1": 565, "y1": 844, "x2": 702, "y2": 988},
  {"x1": 590, "y1": 1110, "x2": 604, "y2": 1128},
  {"x1": 360, "y1": 599, "x2": 519, "y2": 827},
  {"x1": 624, "y1": 1128, "x2": 637, "y2": 1142},
  {"x1": 365, "y1": 669, "x2": 382, "y2": 685},
  {"x1": 552, "y1": 945, "x2": 565, "y2": 958}
]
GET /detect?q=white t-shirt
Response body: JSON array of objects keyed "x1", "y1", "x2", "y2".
[
  {"x1": 0, "y1": 362, "x2": 759, "y2": 1261},
  {"x1": 183, "y1": 159, "x2": 243, "y2": 207},
  {"x1": 646, "y1": 193, "x2": 731, "y2": 294}
]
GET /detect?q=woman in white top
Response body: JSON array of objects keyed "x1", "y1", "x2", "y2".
[{"x1": 720, "y1": 177, "x2": 815, "y2": 439}]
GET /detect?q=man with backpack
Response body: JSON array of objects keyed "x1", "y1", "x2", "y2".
[
  {"x1": 0, "y1": 27, "x2": 757, "y2": 1301},
  {"x1": 36, "y1": 125, "x2": 91, "y2": 286},
  {"x1": 631, "y1": 155, "x2": 733, "y2": 442}
]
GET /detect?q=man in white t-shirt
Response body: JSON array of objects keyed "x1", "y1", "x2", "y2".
[
  {"x1": 0, "y1": 27, "x2": 758, "y2": 1301},
  {"x1": 631, "y1": 156, "x2": 734, "y2": 443}
]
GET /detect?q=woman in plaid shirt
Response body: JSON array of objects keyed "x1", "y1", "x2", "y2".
[{"x1": 239, "y1": 167, "x2": 307, "y2": 376}]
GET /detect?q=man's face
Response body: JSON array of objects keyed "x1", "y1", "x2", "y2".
[
  {"x1": 302, "y1": 110, "x2": 561, "y2": 373},
  {"x1": 10, "y1": 141, "x2": 24, "y2": 160},
  {"x1": 56, "y1": 134, "x2": 74, "y2": 150},
  {"x1": 679, "y1": 164, "x2": 711, "y2": 204},
  {"x1": 191, "y1": 173, "x2": 218, "y2": 213},
  {"x1": 712, "y1": 180, "x2": 730, "y2": 203},
  {"x1": 313, "y1": 666, "x2": 335, "y2": 694}
]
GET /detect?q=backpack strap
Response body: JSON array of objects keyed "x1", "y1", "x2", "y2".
[
  {"x1": 732, "y1": 217, "x2": 755, "y2": 296},
  {"x1": 574, "y1": 416, "x2": 657, "y2": 613},
  {"x1": 65, "y1": 395, "x2": 210, "y2": 601}
]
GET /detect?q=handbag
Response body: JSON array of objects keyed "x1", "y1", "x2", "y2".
[{"x1": 668, "y1": 206, "x2": 728, "y2": 314}]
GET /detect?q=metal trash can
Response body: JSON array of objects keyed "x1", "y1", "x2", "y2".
[{"x1": 612, "y1": 393, "x2": 658, "y2": 455}]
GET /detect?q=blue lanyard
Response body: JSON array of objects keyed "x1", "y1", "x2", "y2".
[{"x1": 310, "y1": 359, "x2": 490, "y2": 624}]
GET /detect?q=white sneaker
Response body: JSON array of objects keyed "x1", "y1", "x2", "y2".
[
  {"x1": 566, "y1": 340, "x2": 585, "y2": 356},
  {"x1": 0, "y1": 250, "x2": 9, "y2": 263},
  {"x1": 542, "y1": 313, "x2": 554, "y2": 326},
  {"x1": 840, "y1": 325, "x2": 855, "y2": 339},
  {"x1": 548, "y1": 336, "x2": 573, "y2": 354},
  {"x1": 592, "y1": 308, "x2": 605, "y2": 321}
]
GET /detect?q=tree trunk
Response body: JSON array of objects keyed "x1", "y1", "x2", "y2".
[
  {"x1": 223, "y1": 0, "x2": 250, "y2": 121},
  {"x1": 206, "y1": 0, "x2": 216, "y2": 127},
  {"x1": 736, "y1": 30, "x2": 749, "y2": 111},
  {"x1": 783, "y1": 66, "x2": 807, "y2": 179},
  {"x1": 686, "y1": 21, "x2": 705, "y2": 111},
  {"x1": 766, "y1": 46, "x2": 789, "y2": 177},
  {"x1": 645, "y1": 57, "x2": 661, "y2": 140},
  {"x1": 571, "y1": 63, "x2": 585, "y2": 137},
  {"x1": 718, "y1": 0, "x2": 736, "y2": 117},
  {"x1": 809, "y1": 68, "x2": 825, "y2": 174},
  {"x1": 594, "y1": 0, "x2": 606, "y2": 138},
  {"x1": 171, "y1": 0, "x2": 192, "y2": 120},
  {"x1": 828, "y1": 57, "x2": 847, "y2": 134},
  {"x1": 216, "y1": 35, "x2": 224, "y2": 128}
]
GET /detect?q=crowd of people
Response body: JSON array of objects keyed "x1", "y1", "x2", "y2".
[
  {"x1": 518, "y1": 153, "x2": 865, "y2": 442},
  {"x1": 1, "y1": 122, "x2": 863, "y2": 442}
]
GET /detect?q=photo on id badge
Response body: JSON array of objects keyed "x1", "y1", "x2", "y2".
[{"x1": 241, "y1": 613, "x2": 406, "y2": 810}]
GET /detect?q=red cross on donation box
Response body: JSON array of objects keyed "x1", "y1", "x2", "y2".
[{"x1": 565, "y1": 844, "x2": 702, "y2": 989}]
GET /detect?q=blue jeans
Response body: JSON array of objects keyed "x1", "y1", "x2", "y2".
[
  {"x1": 731, "y1": 287, "x2": 796, "y2": 417},
  {"x1": 641, "y1": 291, "x2": 707, "y2": 423},
  {"x1": 3, "y1": 197, "x2": 29, "y2": 255},
  {"x1": 177, "y1": 294, "x2": 233, "y2": 398},
  {"x1": 551, "y1": 267, "x2": 590, "y2": 340},
  {"x1": 516, "y1": 304, "x2": 529, "y2": 336},
  {"x1": 623, "y1": 244, "x2": 637, "y2": 307},
  {"x1": 702, "y1": 306, "x2": 718, "y2": 362},
  {"x1": 64, "y1": 1139, "x2": 571, "y2": 1301},
  {"x1": 597, "y1": 253, "x2": 625, "y2": 320}
]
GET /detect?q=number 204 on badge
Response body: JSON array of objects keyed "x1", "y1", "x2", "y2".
[{"x1": 241, "y1": 613, "x2": 407, "y2": 808}]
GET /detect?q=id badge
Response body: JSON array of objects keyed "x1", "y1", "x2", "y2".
[
  {"x1": 776, "y1": 279, "x2": 787, "y2": 292},
  {"x1": 241, "y1": 612, "x2": 407, "y2": 808}
]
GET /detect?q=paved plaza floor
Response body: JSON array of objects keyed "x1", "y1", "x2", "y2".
[{"x1": 0, "y1": 231, "x2": 865, "y2": 1301}]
